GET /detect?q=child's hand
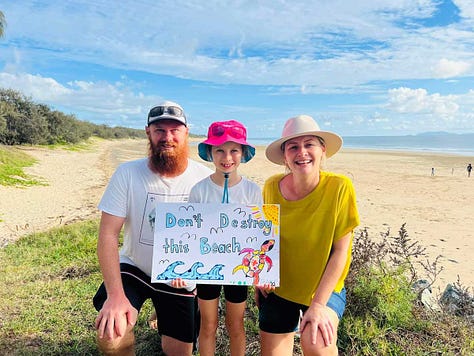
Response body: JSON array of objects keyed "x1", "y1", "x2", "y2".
[{"x1": 171, "y1": 278, "x2": 187, "y2": 289}]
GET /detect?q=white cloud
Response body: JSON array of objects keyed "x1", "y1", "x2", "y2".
[
  {"x1": 386, "y1": 87, "x2": 459, "y2": 117},
  {"x1": 433, "y1": 58, "x2": 471, "y2": 78},
  {"x1": 0, "y1": 72, "x2": 71, "y2": 100},
  {"x1": 387, "y1": 87, "x2": 429, "y2": 113},
  {"x1": 3, "y1": 1, "x2": 474, "y2": 88}
]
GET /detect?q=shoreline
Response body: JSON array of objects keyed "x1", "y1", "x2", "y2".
[
  {"x1": 342, "y1": 147, "x2": 474, "y2": 158},
  {"x1": 1, "y1": 139, "x2": 473, "y2": 291}
]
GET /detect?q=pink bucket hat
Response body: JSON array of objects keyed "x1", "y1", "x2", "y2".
[{"x1": 198, "y1": 120, "x2": 256, "y2": 163}]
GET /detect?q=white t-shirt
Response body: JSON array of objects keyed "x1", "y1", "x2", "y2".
[
  {"x1": 189, "y1": 175, "x2": 262, "y2": 205},
  {"x1": 98, "y1": 158, "x2": 213, "y2": 282}
]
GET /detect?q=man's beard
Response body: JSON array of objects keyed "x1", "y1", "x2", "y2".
[{"x1": 148, "y1": 138, "x2": 189, "y2": 176}]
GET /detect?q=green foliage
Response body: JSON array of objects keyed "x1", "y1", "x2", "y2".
[
  {"x1": 0, "y1": 10, "x2": 6, "y2": 38},
  {"x1": 340, "y1": 267, "x2": 418, "y2": 353},
  {"x1": 339, "y1": 226, "x2": 474, "y2": 355},
  {"x1": 351, "y1": 266, "x2": 415, "y2": 328},
  {"x1": 0, "y1": 88, "x2": 145, "y2": 145}
]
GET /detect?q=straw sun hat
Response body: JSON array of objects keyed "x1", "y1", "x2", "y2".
[{"x1": 265, "y1": 115, "x2": 343, "y2": 165}]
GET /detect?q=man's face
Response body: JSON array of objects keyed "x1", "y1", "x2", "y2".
[{"x1": 146, "y1": 120, "x2": 189, "y2": 176}]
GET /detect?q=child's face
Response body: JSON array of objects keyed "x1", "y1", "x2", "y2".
[{"x1": 211, "y1": 141, "x2": 243, "y2": 174}]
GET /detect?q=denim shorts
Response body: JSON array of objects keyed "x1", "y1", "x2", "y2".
[{"x1": 259, "y1": 288, "x2": 347, "y2": 334}]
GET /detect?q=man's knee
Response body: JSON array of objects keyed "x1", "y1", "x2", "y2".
[{"x1": 96, "y1": 326, "x2": 135, "y2": 356}]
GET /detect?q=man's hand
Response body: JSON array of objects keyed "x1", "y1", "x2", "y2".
[{"x1": 95, "y1": 295, "x2": 138, "y2": 340}]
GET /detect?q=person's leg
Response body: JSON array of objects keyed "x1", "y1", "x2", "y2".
[
  {"x1": 96, "y1": 323, "x2": 136, "y2": 356},
  {"x1": 197, "y1": 297, "x2": 220, "y2": 356},
  {"x1": 300, "y1": 308, "x2": 339, "y2": 356},
  {"x1": 148, "y1": 309, "x2": 157, "y2": 329},
  {"x1": 93, "y1": 265, "x2": 147, "y2": 355},
  {"x1": 223, "y1": 285, "x2": 248, "y2": 356},
  {"x1": 260, "y1": 330, "x2": 295, "y2": 356},
  {"x1": 152, "y1": 287, "x2": 198, "y2": 356},
  {"x1": 161, "y1": 336, "x2": 193, "y2": 356},
  {"x1": 225, "y1": 300, "x2": 246, "y2": 356},
  {"x1": 196, "y1": 284, "x2": 222, "y2": 356},
  {"x1": 258, "y1": 292, "x2": 300, "y2": 356},
  {"x1": 300, "y1": 288, "x2": 346, "y2": 356}
]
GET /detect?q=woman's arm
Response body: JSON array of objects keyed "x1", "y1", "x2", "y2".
[{"x1": 299, "y1": 232, "x2": 352, "y2": 346}]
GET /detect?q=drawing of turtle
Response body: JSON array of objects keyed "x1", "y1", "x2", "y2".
[{"x1": 232, "y1": 239, "x2": 275, "y2": 285}]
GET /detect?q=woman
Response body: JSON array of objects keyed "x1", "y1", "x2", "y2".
[{"x1": 258, "y1": 115, "x2": 360, "y2": 355}]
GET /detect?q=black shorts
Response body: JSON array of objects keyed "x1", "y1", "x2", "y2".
[
  {"x1": 196, "y1": 284, "x2": 248, "y2": 303},
  {"x1": 93, "y1": 263, "x2": 198, "y2": 343},
  {"x1": 258, "y1": 289, "x2": 347, "y2": 334}
]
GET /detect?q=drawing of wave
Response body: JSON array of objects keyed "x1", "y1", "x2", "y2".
[{"x1": 155, "y1": 261, "x2": 225, "y2": 281}]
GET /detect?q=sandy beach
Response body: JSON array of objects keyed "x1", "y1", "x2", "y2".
[{"x1": 1, "y1": 138, "x2": 473, "y2": 292}]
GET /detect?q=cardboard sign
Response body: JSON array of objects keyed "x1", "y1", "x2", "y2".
[{"x1": 151, "y1": 203, "x2": 280, "y2": 286}]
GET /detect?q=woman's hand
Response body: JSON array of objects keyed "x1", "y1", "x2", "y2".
[
  {"x1": 255, "y1": 283, "x2": 275, "y2": 308},
  {"x1": 299, "y1": 303, "x2": 335, "y2": 346},
  {"x1": 258, "y1": 283, "x2": 276, "y2": 297}
]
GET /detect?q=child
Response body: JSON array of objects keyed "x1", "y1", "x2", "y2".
[{"x1": 176, "y1": 120, "x2": 262, "y2": 356}]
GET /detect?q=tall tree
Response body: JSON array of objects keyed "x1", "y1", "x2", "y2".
[{"x1": 0, "y1": 11, "x2": 6, "y2": 38}]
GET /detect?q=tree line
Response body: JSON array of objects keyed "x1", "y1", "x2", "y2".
[
  {"x1": 0, "y1": 88, "x2": 145, "y2": 145},
  {"x1": 0, "y1": 10, "x2": 5, "y2": 38}
]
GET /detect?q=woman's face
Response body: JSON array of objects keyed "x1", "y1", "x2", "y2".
[{"x1": 283, "y1": 135, "x2": 325, "y2": 174}]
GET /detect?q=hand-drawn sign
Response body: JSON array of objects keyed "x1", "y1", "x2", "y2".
[{"x1": 151, "y1": 203, "x2": 280, "y2": 286}]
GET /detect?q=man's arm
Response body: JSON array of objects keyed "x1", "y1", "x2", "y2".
[{"x1": 95, "y1": 212, "x2": 138, "y2": 340}]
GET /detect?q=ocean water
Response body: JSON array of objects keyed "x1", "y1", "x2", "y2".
[{"x1": 248, "y1": 133, "x2": 474, "y2": 157}]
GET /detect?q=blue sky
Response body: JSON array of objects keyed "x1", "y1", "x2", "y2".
[{"x1": 1, "y1": 0, "x2": 473, "y2": 138}]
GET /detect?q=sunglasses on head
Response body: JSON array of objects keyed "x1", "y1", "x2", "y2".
[
  {"x1": 211, "y1": 123, "x2": 246, "y2": 139},
  {"x1": 148, "y1": 105, "x2": 185, "y2": 120}
]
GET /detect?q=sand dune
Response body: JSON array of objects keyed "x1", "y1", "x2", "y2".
[{"x1": 1, "y1": 138, "x2": 472, "y2": 291}]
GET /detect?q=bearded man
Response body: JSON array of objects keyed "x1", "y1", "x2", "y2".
[{"x1": 93, "y1": 101, "x2": 212, "y2": 356}]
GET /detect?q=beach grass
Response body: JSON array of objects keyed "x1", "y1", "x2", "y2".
[
  {"x1": 0, "y1": 139, "x2": 101, "y2": 187},
  {"x1": 0, "y1": 145, "x2": 45, "y2": 187},
  {"x1": 0, "y1": 220, "x2": 473, "y2": 355}
]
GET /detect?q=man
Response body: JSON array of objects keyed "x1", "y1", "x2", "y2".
[{"x1": 93, "y1": 101, "x2": 212, "y2": 355}]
